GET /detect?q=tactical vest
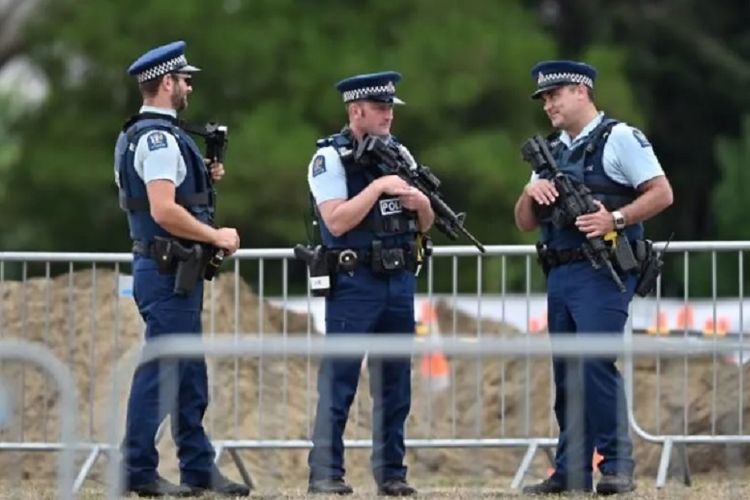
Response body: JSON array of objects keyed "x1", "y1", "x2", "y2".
[
  {"x1": 114, "y1": 113, "x2": 214, "y2": 243},
  {"x1": 539, "y1": 116, "x2": 643, "y2": 249},
  {"x1": 313, "y1": 130, "x2": 419, "y2": 250}
]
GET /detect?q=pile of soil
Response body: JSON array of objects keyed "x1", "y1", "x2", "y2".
[{"x1": 0, "y1": 268, "x2": 747, "y2": 488}]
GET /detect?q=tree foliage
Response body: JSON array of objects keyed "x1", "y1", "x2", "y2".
[
  {"x1": 1, "y1": 0, "x2": 748, "y2": 296},
  {"x1": 0, "y1": 0, "x2": 638, "y2": 256}
]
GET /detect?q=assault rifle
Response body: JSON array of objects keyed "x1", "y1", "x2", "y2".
[
  {"x1": 521, "y1": 135, "x2": 628, "y2": 291},
  {"x1": 354, "y1": 135, "x2": 486, "y2": 253},
  {"x1": 181, "y1": 121, "x2": 230, "y2": 277}
]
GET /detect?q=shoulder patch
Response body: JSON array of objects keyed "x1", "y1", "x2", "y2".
[
  {"x1": 146, "y1": 131, "x2": 169, "y2": 151},
  {"x1": 312, "y1": 155, "x2": 326, "y2": 177},
  {"x1": 632, "y1": 128, "x2": 651, "y2": 148}
]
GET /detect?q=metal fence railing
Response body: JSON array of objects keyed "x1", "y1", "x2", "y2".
[
  {"x1": 0, "y1": 340, "x2": 78, "y2": 499},
  {"x1": 0, "y1": 242, "x2": 747, "y2": 494}
]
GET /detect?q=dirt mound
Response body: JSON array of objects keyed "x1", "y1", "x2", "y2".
[{"x1": 0, "y1": 269, "x2": 747, "y2": 488}]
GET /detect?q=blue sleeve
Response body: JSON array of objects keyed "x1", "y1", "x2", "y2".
[
  {"x1": 602, "y1": 123, "x2": 665, "y2": 188},
  {"x1": 307, "y1": 146, "x2": 348, "y2": 203},
  {"x1": 134, "y1": 130, "x2": 183, "y2": 184}
]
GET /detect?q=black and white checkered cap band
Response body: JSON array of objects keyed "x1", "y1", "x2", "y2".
[
  {"x1": 537, "y1": 72, "x2": 593, "y2": 88},
  {"x1": 342, "y1": 82, "x2": 397, "y2": 102},
  {"x1": 136, "y1": 55, "x2": 188, "y2": 83}
]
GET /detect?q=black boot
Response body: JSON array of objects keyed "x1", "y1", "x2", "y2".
[
  {"x1": 308, "y1": 477, "x2": 354, "y2": 495},
  {"x1": 522, "y1": 476, "x2": 592, "y2": 495},
  {"x1": 183, "y1": 468, "x2": 251, "y2": 497},
  {"x1": 377, "y1": 478, "x2": 417, "y2": 496},
  {"x1": 125, "y1": 476, "x2": 193, "y2": 497},
  {"x1": 596, "y1": 473, "x2": 635, "y2": 495}
]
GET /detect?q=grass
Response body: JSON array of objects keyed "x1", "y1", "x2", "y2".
[{"x1": 2, "y1": 474, "x2": 749, "y2": 499}]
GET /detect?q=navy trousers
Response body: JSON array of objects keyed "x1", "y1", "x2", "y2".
[
  {"x1": 121, "y1": 255, "x2": 214, "y2": 487},
  {"x1": 308, "y1": 267, "x2": 415, "y2": 484},
  {"x1": 546, "y1": 261, "x2": 637, "y2": 488}
]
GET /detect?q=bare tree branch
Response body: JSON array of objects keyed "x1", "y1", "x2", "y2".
[{"x1": 0, "y1": 0, "x2": 43, "y2": 69}]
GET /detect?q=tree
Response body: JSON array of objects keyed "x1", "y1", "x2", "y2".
[{"x1": 0, "y1": 0, "x2": 642, "y2": 293}]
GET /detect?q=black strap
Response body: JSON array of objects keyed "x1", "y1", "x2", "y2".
[
  {"x1": 584, "y1": 119, "x2": 618, "y2": 155},
  {"x1": 121, "y1": 112, "x2": 179, "y2": 133},
  {"x1": 132, "y1": 239, "x2": 155, "y2": 257},
  {"x1": 179, "y1": 120, "x2": 211, "y2": 138}
]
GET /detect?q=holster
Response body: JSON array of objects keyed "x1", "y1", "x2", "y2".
[
  {"x1": 173, "y1": 244, "x2": 204, "y2": 296},
  {"x1": 634, "y1": 239, "x2": 662, "y2": 297},
  {"x1": 294, "y1": 244, "x2": 331, "y2": 297},
  {"x1": 151, "y1": 236, "x2": 205, "y2": 296},
  {"x1": 535, "y1": 242, "x2": 552, "y2": 277},
  {"x1": 610, "y1": 233, "x2": 639, "y2": 273}
]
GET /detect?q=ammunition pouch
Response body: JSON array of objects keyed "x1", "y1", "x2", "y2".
[{"x1": 370, "y1": 240, "x2": 417, "y2": 274}]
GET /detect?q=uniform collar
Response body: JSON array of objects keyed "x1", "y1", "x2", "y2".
[
  {"x1": 139, "y1": 105, "x2": 177, "y2": 118},
  {"x1": 559, "y1": 111, "x2": 604, "y2": 147}
]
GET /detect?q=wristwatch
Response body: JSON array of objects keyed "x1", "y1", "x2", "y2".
[{"x1": 612, "y1": 210, "x2": 626, "y2": 230}]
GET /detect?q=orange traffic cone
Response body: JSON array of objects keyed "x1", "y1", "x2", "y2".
[
  {"x1": 593, "y1": 450, "x2": 603, "y2": 472},
  {"x1": 647, "y1": 311, "x2": 670, "y2": 335},
  {"x1": 676, "y1": 305, "x2": 695, "y2": 330},
  {"x1": 703, "y1": 317, "x2": 729, "y2": 336},
  {"x1": 420, "y1": 351, "x2": 450, "y2": 392},
  {"x1": 416, "y1": 300, "x2": 450, "y2": 392},
  {"x1": 546, "y1": 450, "x2": 603, "y2": 478}
]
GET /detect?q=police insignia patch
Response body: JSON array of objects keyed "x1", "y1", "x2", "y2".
[
  {"x1": 632, "y1": 128, "x2": 651, "y2": 148},
  {"x1": 146, "y1": 131, "x2": 168, "y2": 151},
  {"x1": 312, "y1": 155, "x2": 326, "y2": 177}
]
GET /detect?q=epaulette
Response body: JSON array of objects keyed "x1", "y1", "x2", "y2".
[{"x1": 316, "y1": 127, "x2": 355, "y2": 164}]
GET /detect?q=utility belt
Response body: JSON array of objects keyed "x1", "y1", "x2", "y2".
[
  {"x1": 536, "y1": 238, "x2": 663, "y2": 297},
  {"x1": 133, "y1": 236, "x2": 225, "y2": 296},
  {"x1": 326, "y1": 242, "x2": 419, "y2": 274},
  {"x1": 294, "y1": 237, "x2": 432, "y2": 297}
]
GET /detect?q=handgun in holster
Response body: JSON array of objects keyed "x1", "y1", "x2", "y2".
[
  {"x1": 294, "y1": 244, "x2": 331, "y2": 297},
  {"x1": 535, "y1": 242, "x2": 552, "y2": 277},
  {"x1": 633, "y1": 239, "x2": 663, "y2": 297},
  {"x1": 170, "y1": 241, "x2": 204, "y2": 296}
]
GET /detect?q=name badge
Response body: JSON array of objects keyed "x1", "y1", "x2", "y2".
[{"x1": 379, "y1": 198, "x2": 402, "y2": 215}]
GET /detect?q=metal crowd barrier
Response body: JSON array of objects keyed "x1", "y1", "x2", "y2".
[
  {"x1": 0, "y1": 242, "x2": 746, "y2": 493},
  {"x1": 105, "y1": 334, "x2": 750, "y2": 498},
  {"x1": 0, "y1": 340, "x2": 78, "y2": 499}
]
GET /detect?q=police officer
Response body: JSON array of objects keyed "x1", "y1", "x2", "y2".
[
  {"x1": 514, "y1": 60, "x2": 673, "y2": 495},
  {"x1": 306, "y1": 71, "x2": 434, "y2": 496},
  {"x1": 115, "y1": 41, "x2": 248, "y2": 497}
]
